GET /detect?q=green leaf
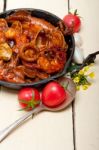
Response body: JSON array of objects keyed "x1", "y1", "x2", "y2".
[
  {"x1": 74, "y1": 9, "x2": 78, "y2": 15},
  {"x1": 67, "y1": 63, "x2": 81, "y2": 73},
  {"x1": 19, "y1": 99, "x2": 29, "y2": 104},
  {"x1": 33, "y1": 100, "x2": 40, "y2": 105}
]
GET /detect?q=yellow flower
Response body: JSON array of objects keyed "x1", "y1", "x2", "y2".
[
  {"x1": 88, "y1": 72, "x2": 95, "y2": 78},
  {"x1": 73, "y1": 77, "x2": 80, "y2": 83},
  {"x1": 72, "y1": 64, "x2": 95, "y2": 91},
  {"x1": 79, "y1": 69, "x2": 85, "y2": 75},
  {"x1": 83, "y1": 66, "x2": 90, "y2": 72},
  {"x1": 82, "y1": 85, "x2": 89, "y2": 90}
]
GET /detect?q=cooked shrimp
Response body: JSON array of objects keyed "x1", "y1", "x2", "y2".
[{"x1": 37, "y1": 48, "x2": 66, "y2": 73}]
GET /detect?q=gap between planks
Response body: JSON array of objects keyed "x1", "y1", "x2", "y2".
[
  {"x1": 3, "y1": 0, "x2": 7, "y2": 12},
  {"x1": 68, "y1": 0, "x2": 76, "y2": 150},
  {"x1": 72, "y1": 101, "x2": 76, "y2": 150}
]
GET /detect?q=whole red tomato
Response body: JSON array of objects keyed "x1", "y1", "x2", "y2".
[
  {"x1": 18, "y1": 87, "x2": 40, "y2": 111},
  {"x1": 63, "y1": 10, "x2": 81, "y2": 33},
  {"x1": 42, "y1": 81, "x2": 67, "y2": 107}
]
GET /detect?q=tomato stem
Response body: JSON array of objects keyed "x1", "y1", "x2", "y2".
[
  {"x1": 69, "y1": 9, "x2": 79, "y2": 16},
  {"x1": 74, "y1": 9, "x2": 78, "y2": 15}
]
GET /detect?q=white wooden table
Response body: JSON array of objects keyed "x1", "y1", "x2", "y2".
[{"x1": 0, "y1": 0, "x2": 99, "y2": 149}]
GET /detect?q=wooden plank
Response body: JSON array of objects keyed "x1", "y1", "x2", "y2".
[
  {"x1": 7, "y1": 0, "x2": 69, "y2": 18},
  {"x1": 0, "y1": 1, "x2": 74, "y2": 150},
  {"x1": 70, "y1": 0, "x2": 99, "y2": 150},
  {"x1": 0, "y1": 0, "x2": 4, "y2": 12}
]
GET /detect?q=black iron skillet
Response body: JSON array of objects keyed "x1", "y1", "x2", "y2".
[{"x1": 0, "y1": 8, "x2": 75, "y2": 89}]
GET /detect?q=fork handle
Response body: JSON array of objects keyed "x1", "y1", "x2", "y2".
[{"x1": 0, "y1": 106, "x2": 43, "y2": 142}]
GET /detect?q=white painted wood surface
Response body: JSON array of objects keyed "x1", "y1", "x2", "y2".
[
  {"x1": 0, "y1": 1, "x2": 74, "y2": 150},
  {"x1": 0, "y1": 0, "x2": 3, "y2": 12},
  {"x1": 0, "y1": 0, "x2": 99, "y2": 149},
  {"x1": 70, "y1": 0, "x2": 99, "y2": 149},
  {"x1": 7, "y1": 0, "x2": 68, "y2": 19}
]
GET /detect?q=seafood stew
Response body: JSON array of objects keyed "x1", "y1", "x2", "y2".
[{"x1": 0, "y1": 9, "x2": 74, "y2": 89}]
